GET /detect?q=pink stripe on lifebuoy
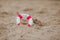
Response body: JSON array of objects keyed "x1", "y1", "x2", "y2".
[
  {"x1": 27, "y1": 24, "x2": 31, "y2": 27},
  {"x1": 27, "y1": 16, "x2": 31, "y2": 20},
  {"x1": 18, "y1": 23, "x2": 20, "y2": 26},
  {"x1": 18, "y1": 14, "x2": 23, "y2": 19}
]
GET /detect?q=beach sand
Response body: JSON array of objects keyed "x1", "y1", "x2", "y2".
[{"x1": 0, "y1": 0, "x2": 60, "y2": 40}]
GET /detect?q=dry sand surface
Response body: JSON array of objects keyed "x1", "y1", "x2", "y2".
[{"x1": 0, "y1": 0, "x2": 60, "y2": 40}]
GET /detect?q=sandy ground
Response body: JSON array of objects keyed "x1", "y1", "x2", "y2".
[{"x1": 0, "y1": 0, "x2": 60, "y2": 40}]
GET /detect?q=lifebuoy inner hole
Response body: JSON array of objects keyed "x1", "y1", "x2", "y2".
[{"x1": 21, "y1": 19, "x2": 28, "y2": 25}]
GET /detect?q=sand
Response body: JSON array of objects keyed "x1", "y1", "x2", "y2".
[{"x1": 0, "y1": 0, "x2": 60, "y2": 40}]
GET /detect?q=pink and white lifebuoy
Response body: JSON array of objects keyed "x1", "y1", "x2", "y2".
[{"x1": 16, "y1": 13, "x2": 33, "y2": 27}]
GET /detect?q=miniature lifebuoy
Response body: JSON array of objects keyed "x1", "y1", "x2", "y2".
[{"x1": 16, "y1": 13, "x2": 33, "y2": 27}]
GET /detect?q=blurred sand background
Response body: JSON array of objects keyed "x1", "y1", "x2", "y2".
[{"x1": 0, "y1": 0, "x2": 60, "y2": 40}]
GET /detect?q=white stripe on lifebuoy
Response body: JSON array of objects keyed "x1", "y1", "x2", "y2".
[{"x1": 16, "y1": 13, "x2": 33, "y2": 27}]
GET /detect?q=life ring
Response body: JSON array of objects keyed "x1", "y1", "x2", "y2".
[{"x1": 16, "y1": 13, "x2": 33, "y2": 27}]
